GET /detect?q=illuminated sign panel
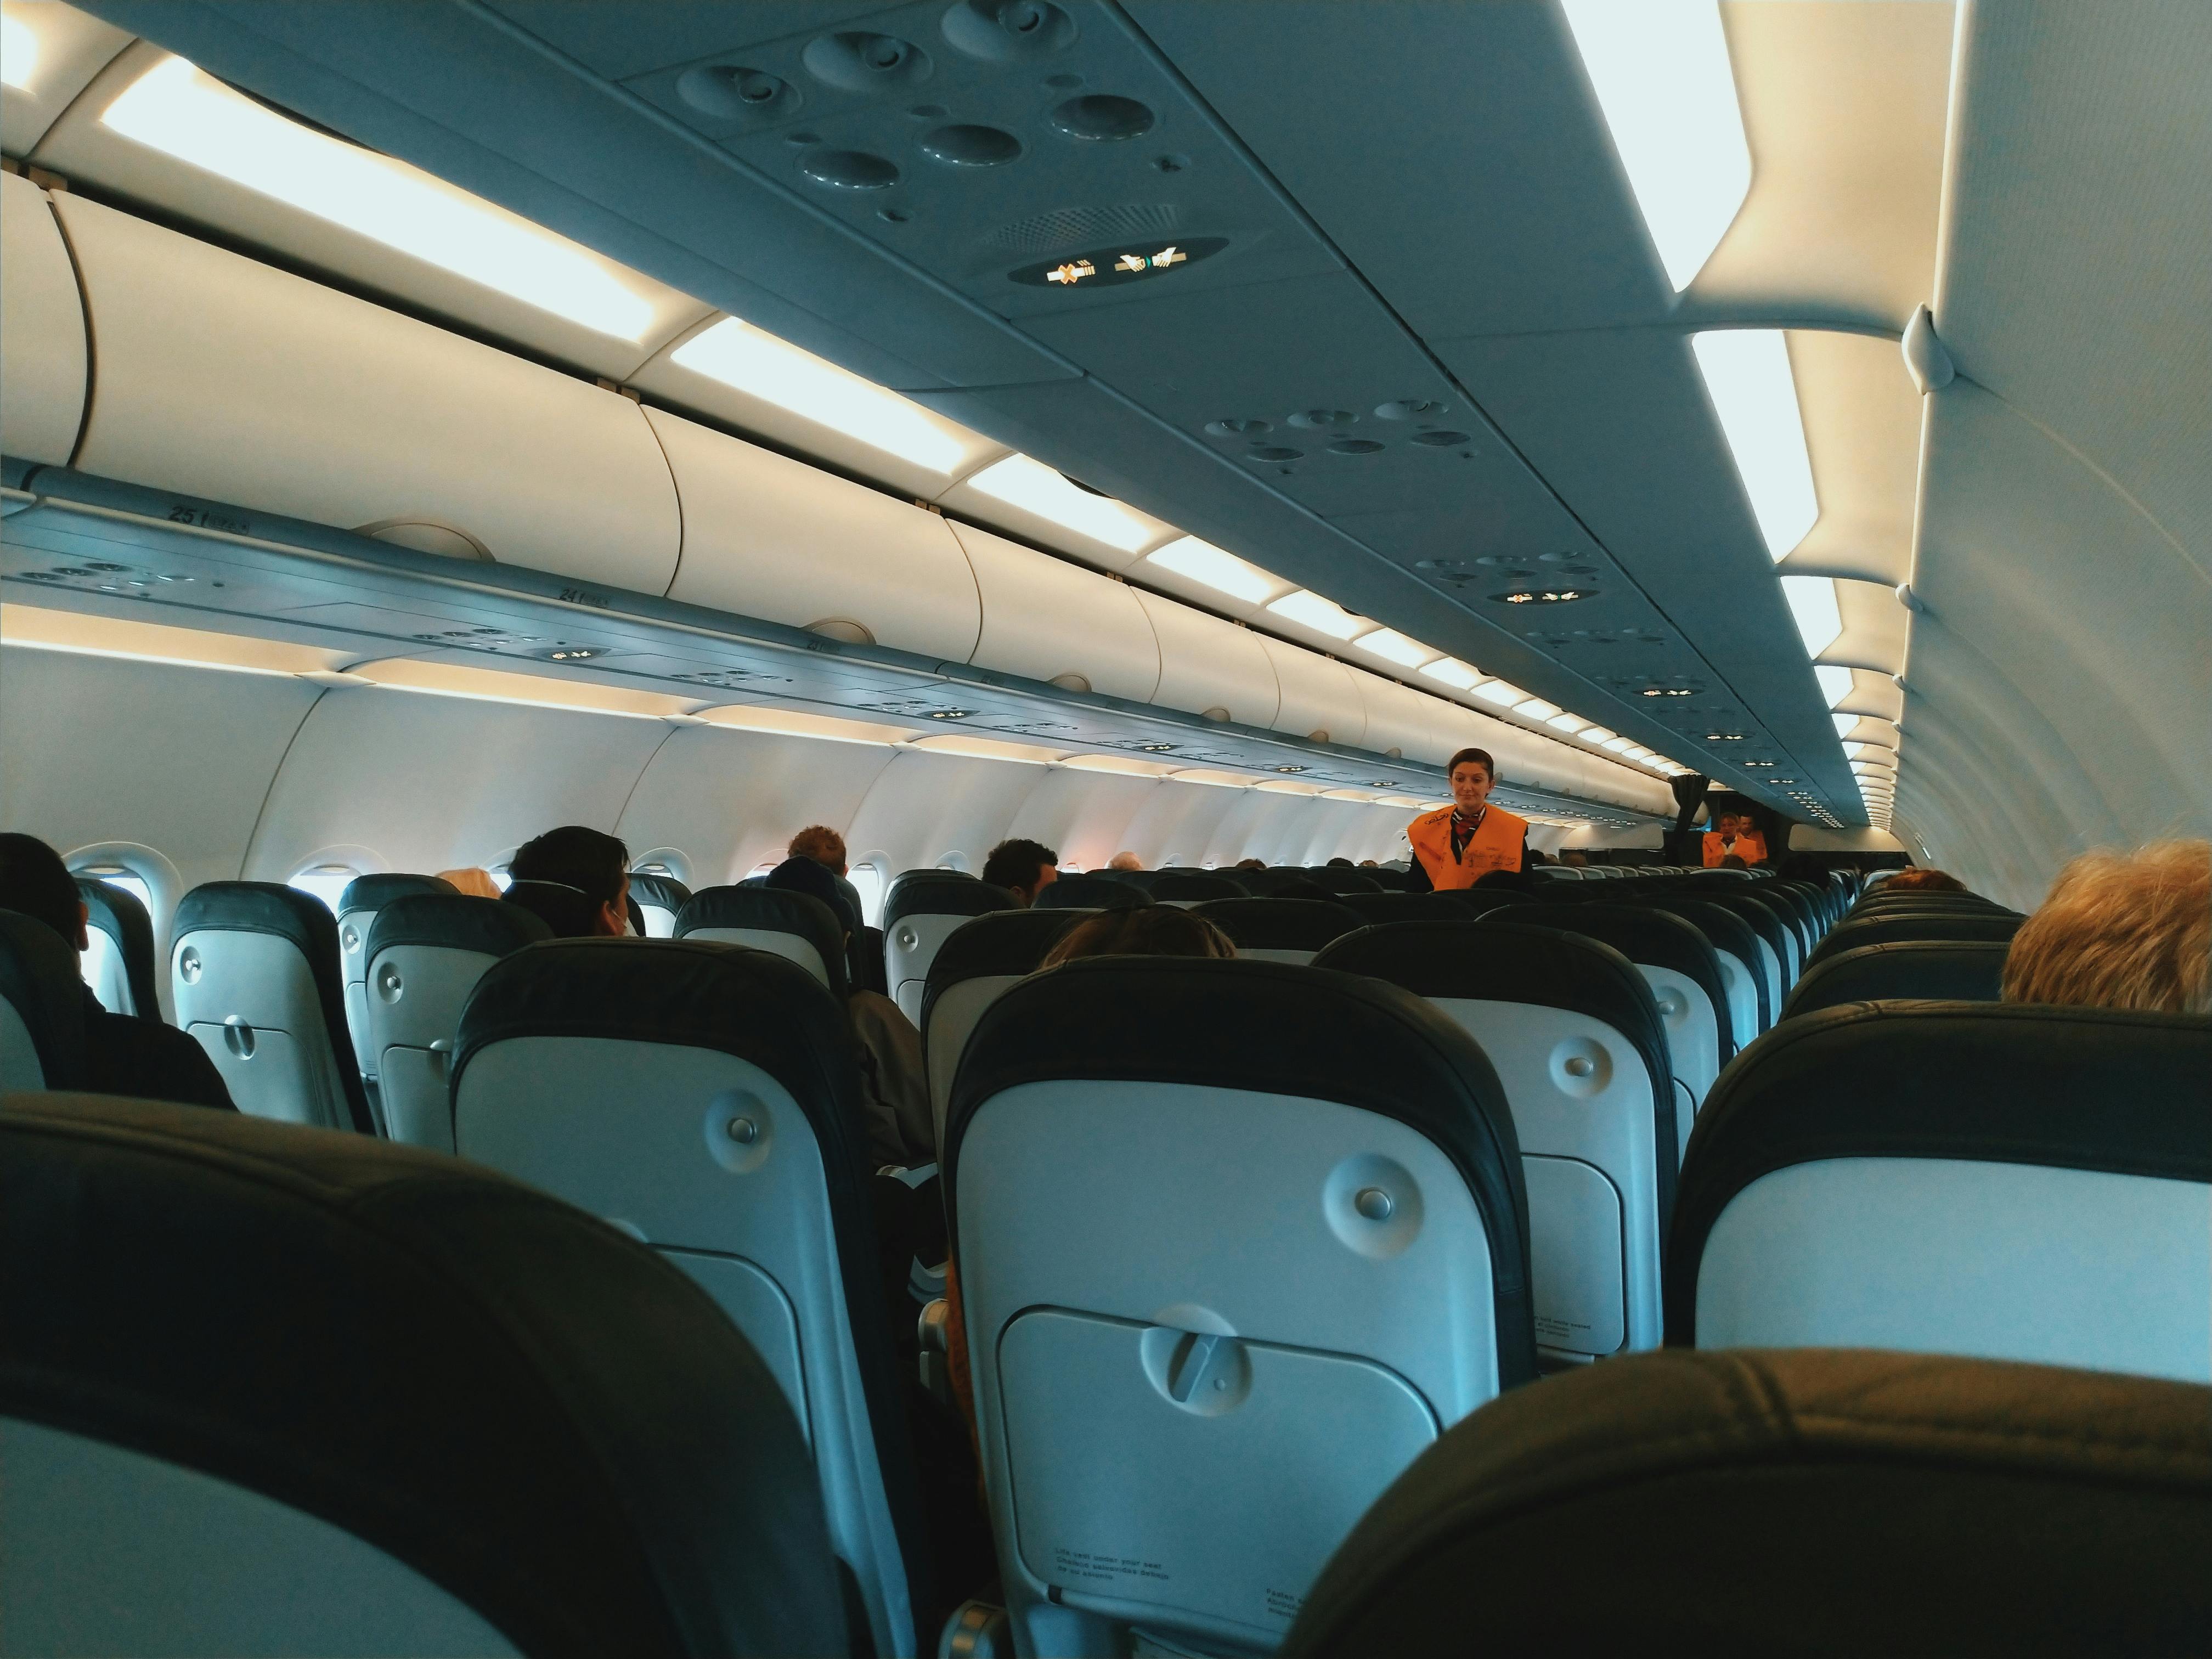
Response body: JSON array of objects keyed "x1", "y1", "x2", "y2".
[{"x1": 1012, "y1": 237, "x2": 1227, "y2": 289}]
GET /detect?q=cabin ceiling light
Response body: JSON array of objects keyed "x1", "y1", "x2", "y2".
[
  {"x1": 1561, "y1": 0, "x2": 1750, "y2": 291},
  {"x1": 1419, "y1": 657, "x2": 1485, "y2": 690},
  {"x1": 1692, "y1": 330, "x2": 1819, "y2": 561},
  {"x1": 1581, "y1": 726, "x2": 1617, "y2": 744},
  {"x1": 2, "y1": 13, "x2": 38, "y2": 89},
  {"x1": 1514, "y1": 697, "x2": 1564, "y2": 720},
  {"x1": 1265, "y1": 589, "x2": 1367, "y2": 640},
  {"x1": 1355, "y1": 628, "x2": 1436, "y2": 669},
  {"x1": 1831, "y1": 711, "x2": 1862, "y2": 737},
  {"x1": 1144, "y1": 535, "x2": 1280, "y2": 604},
  {"x1": 670, "y1": 317, "x2": 970, "y2": 475},
  {"x1": 101, "y1": 57, "x2": 659, "y2": 342},
  {"x1": 1815, "y1": 664, "x2": 1856, "y2": 709},
  {"x1": 965, "y1": 455, "x2": 1160, "y2": 552},
  {"x1": 1546, "y1": 713, "x2": 1589, "y2": 733},
  {"x1": 1601, "y1": 736, "x2": 1638, "y2": 753},
  {"x1": 1781, "y1": 574, "x2": 1844, "y2": 659},
  {"x1": 1472, "y1": 679, "x2": 1526, "y2": 707}
]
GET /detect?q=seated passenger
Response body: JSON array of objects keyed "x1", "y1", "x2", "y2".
[
  {"x1": 788, "y1": 824, "x2": 847, "y2": 872},
  {"x1": 1326, "y1": 857, "x2": 1356, "y2": 869},
  {"x1": 764, "y1": 856, "x2": 932, "y2": 1167},
  {"x1": 435, "y1": 866, "x2": 503, "y2": 899},
  {"x1": 503, "y1": 826, "x2": 629, "y2": 938},
  {"x1": 1719, "y1": 854, "x2": 1748, "y2": 870},
  {"x1": 1107, "y1": 850, "x2": 1143, "y2": 872},
  {"x1": 1039, "y1": 904, "x2": 1235, "y2": 967},
  {"x1": 981, "y1": 838, "x2": 1060, "y2": 907},
  {"x1": 1234, "y1": 857, "x2": 1268, "y2": 872},
  {"x1": 0, "y1": 832, "x2": 234, "y2": 1110},
  {"x1": 1884, "y1": 866, "x2": 1968, "y2": 893},
  {"x1": 2001, "y1": 840, "x2": 2210, "y2": 1014}
]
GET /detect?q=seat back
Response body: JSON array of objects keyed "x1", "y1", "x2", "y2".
[
  {"x1": 882, "y1": 872, "x2": 1016, "y2": 1023},
  {"x1": 1809, "y1": 910, "x2": 2025, "y2": 968},
  {"x1": 170, "y1": 884, "x2": 370, "y2": 1133},
  {"x1": 0, "y1": 1089, "x2": 844, "y2": 1657},
  {"x1": 1670, "y1": 1003, "x2": 2212, "y2": 1381},
  {"x1": 335, "y1": 875, "x2": 455, "y2": 1085},
  {"x1": 451, "y1": 940, "x2": 922, "y2": 1657},
  {"x1": 1644, "y1": 897, "x2": 1768, "y2": 1037},
  {"x1": 1671, "y1": 892, "x2": 1789, "y2": 1024},
  {"x1": 676, "y1": 886, "x2": 848, "y2": 996},
  {"x1": 1034, "y1": 874, "x2": 1144, "y2": 911},
  {"x1": 0, "y1": 911, "x2": 88, "y2": 1091},
  {"x1": 1189, "y1": 896, "x2": 1364, "y2": 965},
  {"x1": 1149, "y1": 871, "x2": 1244, "y2": 904},
  {"x1": 1315, "y1": 922, "x2": 1673, "y2": 1367},
  {"x1": 76, "y1": 878, "x2": 161, "y2": 1022},
  {"x1": 625, "y1": 872, "x2": 693, "y2": 938},
  {"x1": 1502, "y1": 904, "x2": 1732, "y2": 1141},
  {"x1": 363, "y1": 895, "x2": 552, "y2": 1151},
  {"x1": 1297, "y1": 866, "x2": 1386, "y2": 895},
  {"x1": 1436, "y1": 887, "x2": 1539, "y2": 917},
  {"x1": 1341, "y1": 892, "x2": 1477, "y2": 926},
  {"x1": 945, "y1": 957, "x2": 1533, "y2": 1658},
  {"x1": 1282, "y1": 1346, "x2": 2212, "y2": 1658},
  {"x1": 1781, "y1": 940, "x2": 2010, "y2": 1022},
  {"x1": 921, "y1": 907, "x2": 1082, "y2": 1151}
]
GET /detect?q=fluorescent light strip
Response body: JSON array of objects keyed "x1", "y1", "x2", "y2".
[
  {"x1": 1545, "y1": 713, "x2": 1588, "y2": 733},
  {"x1": 1473, "y1": 680, "x2": 1526, "y2": 707},
  {"x1": 1265, "y1": 589, "x2": 1367, "y2": 640},
  {"x1": 1514, "y1": 697, "x2": 1563, "y2": 720},
  {"x1": 1419, "y1": 657, "x2": 1484, "y2": 690},
  {"x1": 1, "y1": 637, "x2": 299, "y2": 678},
  {"x1": 964, "y1": 455, "x2": 1159, "y2": 554},
  {"x1": 1144, "y1": 536, "x2": 1281, "y2": 604},
  {"x1": 1355, "y1": 628, "x2": 1436, "y2": 669},
  {"x1": 1780, "y1": 574, "x2": 1843, "y2": 659},
  {"x1": 1816, "y1": 664, "x2": 1855, "y2": 708},
  {"x1": 1561, "y1": 0, "x2": 1751, "y2": 291},
  {"x1": 669, "y1": 318, "x2": 970, "y2": 476},
  {"x1": 2, "y1": 13, "x2": 37, "y2": 89},
  {"x1": 1692, "y1": 330, "x2": 1819, "y2": 561},
  {"x1": 101, "y1": 58, "x2": 658, "y2": 342},
  {"x1": 366, "y1": 680, "x2": 667, "y2": 720}
]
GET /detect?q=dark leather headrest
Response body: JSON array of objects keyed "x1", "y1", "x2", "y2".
[
  {"x1": 1343, "y1": 893, "x2": 1477, "y2": 925},
  {"x1": 1809, "y1": 911, "x2": 2023, "y2": 968},
  {"x1": 1668, "y1": 1003, "x2": 2212, "y2": 1345},
  {"x1": 918, "y1": 909, "x2": 1085, "y2": 1032},
  {"x1": 335, "y1": 873, "x2": 456, "y2": 915},
  {"x1": 1189, "y1": 896, "x2": 1364, "y2": 951},
  {"x1": 674, "y1": 887, "x2": 848, "y2": 996},
  {"x1": 1296, "y1": 867, "x2": 1386, "y2": 895},
  {"x1": 1676, "y1": 889, "x2": 1796, "y2": 959},
  {"x1": 1504, "y1": 904, "x2": 1734, "y2": 1060},
  {"x1": 1149, "y1": 872, "x2": 1245, "y2": 902},
  {"x1": 0, "y1": 909, "x2": 88, "y2": 1088},
  {"x1": 0, "y1": 1090, "x2": 844, "y2": 1657},
  {"x1": 368, "y1": 893, "x2": 553, "y2": 963},
  {"x1": 883, "y1": 872, "x2": 1015, "y2": 927},
  {"x1": 625, "y1": 872, "x2": 693, "y2": 916},
  {"x1": 1283, "y1": 1346, "x2": 2212, "y2": 1657},
  {"x1": 76, "y1": 877, "x2": 161, "y2": 1024},
  {"x1": 500, "y1": 880, "x2": 609, "y2": 941},
  {"x1": 1782, "y1": 941, "x2": 2010, "y2": 1022},
  {"x1": 1034, "y1": 874, "x2": 1143, "y2": 911},
  {"x1": 943, "y1": 956, "x2": 1536, "y2": 1389}
]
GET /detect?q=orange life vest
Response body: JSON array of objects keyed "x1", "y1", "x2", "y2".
[
  {"x1": 1408, "y1": 803, "x2": 1529, "y2": 889},
  {"x1": 1703, "y1": 830, "x2": 1768, "y2": 867}
]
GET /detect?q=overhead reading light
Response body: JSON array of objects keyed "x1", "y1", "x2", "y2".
[
  {"x1": 964, "y1": 455, "x2": 1159, "y2": 553},
  {"x1": 1265, "y1": 589, "x2": 1367, "y2": 640},
  {"x1": 1741, "y1": 759, "x2": 1776, "y2": 769},
  {"x1": 1781, "y1": 574, "x2": 1843, "y2": 659},
  {"x1": 2, "y1": 13, "x2": 37, "y2": 89},
  {"x1": 1144, "y1": 536, "x2": 1280, "y2": 604},
  {"x1": 1560, "y1": 0, "x2": 1751, "y2": 291},
  {"x1": 1692, "y1": 330, "x2": 1818, "y2": 561},
  {"x1": 1473, "y1": 680, "x2": 1526, "y2": 707},
  {"x1": 1419, "y1": 657, "x2": 1485, "y2": 690},
  {"x1": 669, "y1": 318, "x2": 971, "y2": 476},
  {"x1": 1815, "y1": 663, "x2": 1856, "y2": 708},
  {"x1": 1355, "y1": 628, "x2": 1436, "y2": 669},
  {"x1": 101, "y1": 57, "x2": 659, "y2": 342}
]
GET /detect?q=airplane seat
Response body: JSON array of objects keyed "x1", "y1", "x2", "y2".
[
  {"x1": 1362, "y1": 867, "x2": 1417, "y2": 891},
  {"x1": 944, "y1": 956, "x2": 1535, "y2": 1658},
  {"x1": 1188, "y1": 895, "x2": 1364, "y2": 964},
  {"x1": 1533, "y1": 866, "x2": 1584, "y2": 884},
  {"x1": 1780, "y1": 941, "x2": 2011, "y2": 1022},
  {"x1": 1280, "y1": 1346, "x2": 2212, "y2": 1658},
  {"x1": 0, "y1": 910, "x2": 89, "y2": 1091},
  {"x1": 1849, "y1": 894, "x2": 2018, "y2": 921},
  {"x1": 335, "y1": 874, "x2": 456, "y2": 1093},
  {"x1": 921, "y1": 907, "x2": 1085, "y2": 1154},
  {"x1": 170, "y1": 883, "x2": 371, "y2": 1133},
  {"x1": 498, "y1": 879, "x2": 607, "y2": 939},
  {"x1": 1149, "y1": 871, "x2": 1244, "y2": 904},
  {"x1": 1297, "y1": 867, "x2": 1386, "y2": 896},
  {"x1": 1436, "y1": 888, "x2": 1539, "y2": 917},
  {"x1": 1313, "y1": 922, "x2": 1673, "y2": 1369},
  {"x1": 882, "y1": 873, "x2": 1017, "y2": 1024},
  {"x1": 1034, "y1": 874, "x2": 1144, "y2": 911},
  {"x1": 1763, "y1": 883, "x2": 1823, "y2": 953},
  {"x1": 0, "y1": 1089, "x2": 845, "y2": 1657},
  {"x1": 1643, "y1": 897, "x2": 1768, "y2": 1039},
  {"x1": 1502, "y1": 904, "x2": 1733, "y2": 1148},
  {"x1": 627, "y1": 871, "x2": 693, "y2": 937},
  {"x1": 76, "y1": 877, "x2": 161, "y2": 1021},
  {"x1": 1669, "y1": 1003, "x2": 2212, "y2": 1381},
  {"x1": 450, "y1": 939, "x2": 925, "y2": 1656},
  {"x1": 1341, "y1": 892, "x2": 1477, "y2": 926},
  {"x1": 675, "y1": 886, "x2": 849, "y2": 996},
  {"x1": 1671, "y1": 891, "x2": 1792, "y2": 1018},
  {"x1": 362, "y1": 894, "x2": 552, "y2": 1152},
  {"x1": 1807, "y1": 911, "x2": 2024, "y2": 970}
]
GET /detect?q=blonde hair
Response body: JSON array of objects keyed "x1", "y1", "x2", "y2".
[
  {"x1": 2002, "y1": 840, "x2": 2210, "y2": 1014},
  {"x1": 436, "y1": 867, "x2": 503, "y2": 900}
]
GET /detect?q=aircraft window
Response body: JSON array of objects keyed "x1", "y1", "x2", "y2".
[
  {"x1": 1058, "y1": 862, "x2": 1085, "y2": 874},
  {"x1": 76, "y1": 864, "x2": 153, "y2": 913},
  {"x1": 936, "y1": 851, "x2": 971, "y2": 874},
  {"x1": 848, "y1": 860, "x2": 887, "y2": 927},
  {"x1": 746, "y1": 860, "x2": 780, "y2": 881},
  {"x1": 488, "y1": 866, "x2": 513, "y2": 892},
  {"x1": 288, "y1": 862, "x2": 358, "y2": 914}
]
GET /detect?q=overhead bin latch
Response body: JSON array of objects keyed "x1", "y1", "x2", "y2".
[{"x1": 1901, "y1": 306, "x2": 1955, "y2": 394}]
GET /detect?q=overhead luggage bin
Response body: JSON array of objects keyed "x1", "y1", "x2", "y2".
[
  {"x1": 51, "y1": 193, "x2": 683, "y2": 595},
  {"x1": 1347, "y1": 668, "x2": 1468, "y2": 769},
  {"x1": 950, "y1": 521, "x2": 1162, "y2": 704},
  {"x1": 0, "y1": 174, "x2": 88, "y2": 466},
  {"x1": 1134, "y1": 590, "x2": 1281, "y2": 730},
  {"x1": 1262, "y1": 636, "x2": 1368, "y2": 749}
]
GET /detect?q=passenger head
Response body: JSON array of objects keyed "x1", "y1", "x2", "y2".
[
  {"x1": 1447, "y1": 747, "x2": 1496, "y2": 814},
  {"x1": 508, "y1": 826, "x2": 628, "y2": 937},
  {"x1": 435, "y1": 867, "x2": 503, "y2": 900},
  {"x1": 764, "y1": 854, "x2": 860, "y2": 938},
  {"x1": 1720, "y1": 854, "x2": 1748, "y2": 870},
  {"x1": 1326, "y1": 857, "x2": 1355, "y2": 869},
  {"x1": 1040, "y1": 905, "x2": 1235, "y2": 968},
  {"x1": 1357, "y1": 859, "x2": 1379, "y2": 869},
  {"x1": 1472, "y1": 867, "x2": 1533, "y2": 892},
  {"x1": 1884, "y1": 867, "x2": 1968, "y2": 893},
  {"x1": 1561, "y1": 849, "x2": 1589, "y2": 867},
  {"x1": 0, "y1": 832, "x2": 87, "y2": 950},
  {"x1": 2001, "y1": 840, "x2": 2210, "y2": 1014},
  {"x1": 983, "y1": 837, "x2": 1059, "y2": 906},
  {"x1": 1272, "y1": 877, "x2": 1340, "y2": 902},
  {"x1": 1234, "y1": 858, "x2": 1267, "y2": 872},
  {"x1": 1107, "y1": 850, "x2": 1142, "y2": 872},
  {"x1": 787, "y1": 825, "x2": 847, "y2": 875}
]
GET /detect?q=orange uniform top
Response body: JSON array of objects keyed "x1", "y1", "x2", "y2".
[
  {"x1": 1408, "y1": 803, "x2": 1530, "y2": 889},
  {"x1": 1703, "y1": 830, "x2": 1769, "y2": 867}
]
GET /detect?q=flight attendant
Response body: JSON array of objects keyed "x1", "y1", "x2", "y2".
[
  {"x1": 1702, "y1": 811, "x2": 1768, "y2": 867},
  {"x1": 1407, "y1": 748, "x2": 1530, "y2": 889}
]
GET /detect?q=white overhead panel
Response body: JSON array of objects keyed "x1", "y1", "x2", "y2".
[
  {"x1": 0, "y1": 172, "x2": 86, "y2": 464},
  {"x1": 1132, "y1": 589, "x2": 1280, "y2": 732},
  {"x1": 1138, "y1": 534, "x2": 1289, "y2": 622},
  {"x1": 1259, "y1": 635, "x2": 1365, "y2": 751},
  {"x1": 1692, "y1": 329, "x2": 1819, "y2": 563},
  {"x1": 0, "y1": 0, "x2": 132, "y2": 156},
  {"x1": 948, "y1": 521, "x2": 1162, "y2": 706},
  {"x1": 937, "y1": 454, "x2": 1174, "y2": 575}
]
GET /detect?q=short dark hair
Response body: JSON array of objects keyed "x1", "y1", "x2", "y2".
[
  {"x1": 1040, "y1": 905, "x2": 1235, "y2": 967},
  {"x1": 787, "y1": 826, "x2": 847, "y2": 871},
  {"x1": 0, "y1": 832, "x2": 81, "y2": 941},
  {"x1": 1447, "y1": 747, "x2": 1495, "y2": 781},
  {"x1": 983, "y1": 837, "x2": 1058, "y2": 893},
  {"x1": 510, "y1": 826, "x2": 628, "y2": 907}
]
